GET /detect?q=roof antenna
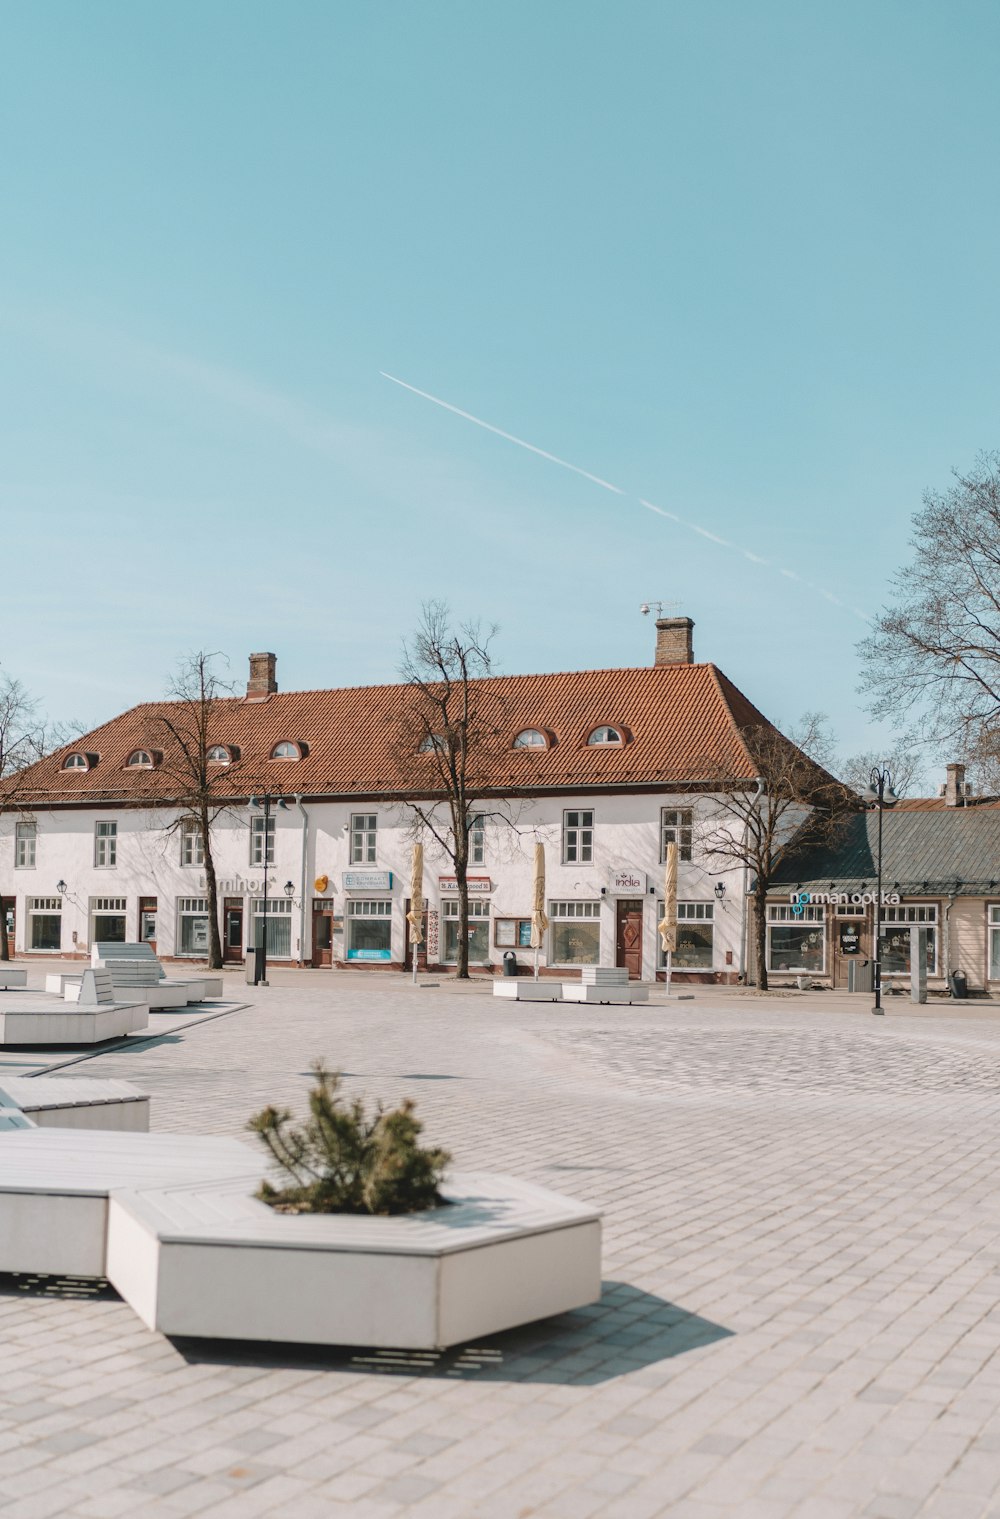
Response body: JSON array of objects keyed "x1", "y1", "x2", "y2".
[{"x1": 639, "y1": 599, "x2": 679, "y2": 617}]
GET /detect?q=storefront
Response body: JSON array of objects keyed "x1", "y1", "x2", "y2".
[
  {"x1": 176, "y1": 896, "x2": 210, "y2": 958},
  {"x1": 549, "y1": 900, "x2": 601, "y2": 966},
  {"x1": 27, "y1": 895, "x2": 62, "y2": 953},
  {"x1": 658, "y1": 900, "x2": 716, "y2": 972},
  {"x1": 346, "y1": 898, "x2": 392, "y2": 961},
  {"x1": 89, "y1": 895, "x2": 127, "y2": 946}
]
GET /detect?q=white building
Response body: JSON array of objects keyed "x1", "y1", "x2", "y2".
[{"x1": 0, "y1": 620, "x2": 805, "y2": 983}]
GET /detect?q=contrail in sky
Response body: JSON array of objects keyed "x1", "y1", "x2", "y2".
[{"x1": 380, "y1": 371, "x2": 869, "y2": 624}]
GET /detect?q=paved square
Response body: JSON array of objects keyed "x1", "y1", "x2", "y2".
[{"x1": 3, "y1": 974, "x2": 1000, "y2": 1517}]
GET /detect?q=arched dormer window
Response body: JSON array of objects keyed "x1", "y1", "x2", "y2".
[
  {"x1": 126, "y1": 750, "x2": 155, "y2": 768},
  {"x1": 62, "y1": 752, "x2": 91, "y2": 772},
  {"x1": 207, "y1": 745, "x2": 232, "y2": 764},
  {"x1": 419, "y1": 734, "x2": 447, "y2": 754},
  {"x1": 587, "y1": 725, "x2": 624, "y2": 746},
  {"x1": 270, "y1": 740, "x2": 305, "y2": 760},
  {"x1": 513, "y1": 728, "x2": 549, "y2": 749}
]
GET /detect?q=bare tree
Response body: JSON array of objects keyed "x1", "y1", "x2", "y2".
[
  {"x1": 839, "y1": 747, "x2": 924, "y2": 799},
  {"x1": 395, "y1": 603, "x2": 510, "y2": 979},
  {"x1": 143, "y1": 652, "x2": 241, "y2": 970},
  {"x1": 859, "y1": 452, "x2": 1000, "y2": 771},
  {"x1": 699, "y1": 715, "x2": 852, "y2": 990},
  {"x1": 0, "y1": 675, "x2": 48, "y2": 961}
]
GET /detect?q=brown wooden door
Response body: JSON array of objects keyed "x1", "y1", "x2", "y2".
[
  {"x1": 616, "y1": 899, "x2": 644, "y2": 980},
  {"x1": 223, "y1": 898, "x2": 244, "y2": 962},
  {"x1": 404, "y1": 899, "x2": 428, "y2": 970},
  {"x1": 312, "y1": 903, "x2": 334, "y2": 967},
  {"x1": 1, "y1": 897, "x2": 15, "y2": 958}
]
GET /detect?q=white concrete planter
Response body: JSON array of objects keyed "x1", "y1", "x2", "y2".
[
  {"x1": 0, "y1": 1077, "x2": 150, "y2": 1132},
  {"x1": 0, "y1": 969, "x2": 27, "y2": 990},
  {"x1": 493, "y1": 982, "x2": 564, "y2": 1002},
  {"x1": 0, "y1": 1001, "x2": 148, "y2": 1046},
  {"x1": 106, "y1": 1171, "x2": 601, "y2": 1349}
]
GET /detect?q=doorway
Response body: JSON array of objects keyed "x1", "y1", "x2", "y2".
[
  {"x1": 1, "y1": 897, "x2": 15, "y2": 958},
  {"x1": 223, "y1": 898, "x2": 244, "y2": 963},
  {"x1": 312, "y1": 900, "x2": 334, "y2": 967},
  {"x1": 615, "y1": 898, "x2": 644, "y2": 980}
]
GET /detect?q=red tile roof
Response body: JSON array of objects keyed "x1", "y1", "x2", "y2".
[{"x1": 7, "y1": 663, "x2": 800, "y2": 806}]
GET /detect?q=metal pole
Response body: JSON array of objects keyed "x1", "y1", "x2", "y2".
[
  {"x1": 872, "y1": 794, "x2": 883, "y2": 1014},
  {"x1": 259, "y1": 794, "x2": 270, "y2": 987}
]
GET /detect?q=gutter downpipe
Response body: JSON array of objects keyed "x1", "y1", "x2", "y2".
[
  {"x1": 295, "y1": 795, "x2": 309, "y2": 968},
  {"x1": 944, "y1": 890, "x2": 957, "y2": 990},
  {"x1": 740, "y1": 777, "x2": 766, "y2": 984}
]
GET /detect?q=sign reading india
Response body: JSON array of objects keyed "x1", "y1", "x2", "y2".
[
  {"x1": 610, "y1": 869, "x2": 647, "y2": 894},
  {"x1": 342, "y1": 870, "x2": 393, "y2": 891},
  {"x1": 438, "y1": 876, "x2": 492, "y2": 894}
]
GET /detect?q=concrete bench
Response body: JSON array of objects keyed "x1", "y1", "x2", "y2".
[
  {"x1": 92, "y1": 943, "x2": 223, "y2": 1002},
  {"x1": 0, "y1": 969, "x2": 149, "y2": 1046},
  {"x1": 0, "y1": 1077, "x2": 149, "y2": 1132},
  {"x1": 0, "y1": 968, "x2": 27, "y2": 990},
  {"x1": 493, "y1": 981, "x2": 565, "y2": 1001}
]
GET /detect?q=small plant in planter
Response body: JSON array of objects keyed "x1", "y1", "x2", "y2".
[{"x1": 248, "y1": 1061, "x2": 451, "y2": 1216}]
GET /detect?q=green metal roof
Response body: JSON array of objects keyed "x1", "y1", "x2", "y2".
[{"x1": 771, "y1": 806, "x2": 1000, "y2": 896}]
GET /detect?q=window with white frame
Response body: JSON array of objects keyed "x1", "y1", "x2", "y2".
[
  {"x1": 250, "y1": 814, "x2": 275, "y2": 867},
  {"x1": 27, "y1": 896, "x2": 61, "y2": 952},
  {"x1": 89, "y1": 896, "x2": 127, "y2": 945},
  {"x1": 989, "y1": 906, "x2": 1000, "y2": 981},
  {"x1": 469, "y1": 814, "x2": 485, "y2": 866},
  {"x1": 94, "y1": 820, "x2": 117, "y2": 867},
  {"x1": 549, "y1": 899, "x2": 601, "y2": 965},
  {"x1": 835, "y1": 902, "x2": 866, "y2": 917},
  {"x1": 562, "y1": 810, "x2": 593, "y2": 864},
  {"x1": 346, "y1": 897, "x2": 392, "y2": 960},
  {"x1": 880, "y1": 903, "x2": 938, "y2": 976},
  {"x1": 661, "y1": 808, "x2": 693, "y2": 862},
  {"x1": 177, "y1": 897, "x2": 210, "y2": 957},
  {"x1": 443, "y1": 899, "x2": 490, "y2": 962},
  {"x1": 351, "y1": 814, "x2": 377, "y2": 864},
  {"x1": 181, "y1": 818, "x2": 204, "y2": 867},
  {"x1": 766, "y1": 902, "x2": 825, "y2": 973},
  {"x1": 251, "y1": 897, "x2": 293, "y2": 959},
  {"x1": 658, "y1": 900, "x2": 714, "y2": 970},
  {"x1": 15, "y1": 821, "x2": 36, "y2": 868}
]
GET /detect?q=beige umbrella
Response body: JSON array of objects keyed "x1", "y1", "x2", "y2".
[
  {"x1": 531, "y1": 842, "x2": 549, "y2": 981},
  {"x1": 659, "y1": 842, "x2": 678, "y2": 993},
  {"x1": 406, "y1": 842, "x2": 424, "y2": 982}
]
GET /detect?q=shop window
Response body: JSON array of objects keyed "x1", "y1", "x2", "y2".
[
  {"x1": 177, "y1": 897, "x2": 210, "y2": 957},
  {"x1": 94, "y1": 820, "x2": 117, "y2": 867},
  {"x1": 658, "y1": 900, "x2": 714, "y2": 970},
  {"x1": 90, "y1": 896, "x2": 127, "y2": 945},
  {"x1": 15, "y1": 821, "x2": 36, "y2": 869},
  {"x1": 549, "y1": 900, "x2": 601, "y2": 965},
  {"x1": 250, "y1": 814, "x2": 275, "y2": 866},
  {"x1": 181, "y1": 818, "x2": 205, "y2": 867},
  {"x1": 251, "y1": 897, "x2": 293, "y2": 958},
  {"x1": 351, "y1": 814, "x2": 377, "y2": 865},
  {"x1": 562, "y1": 810, "x2": 593, "y2": 864},
  {"x1": 346, "y1": 898, "x2": 392, "y2": 961},
  {"x1": 443, "y1": 899, "x2": 490, "y2": 962},
  {"x1": 27, "y1": 896, "x2": 61, "y2": 952},
  {"x1": 880, "y1": 904, "x2": 937, "y2": 976},
  {"x1": 661, "y1": 808, "x2": 693, "y2": 863},
  {"x1": 766, "y1": 903, "x2": 825, "y2": 974}
]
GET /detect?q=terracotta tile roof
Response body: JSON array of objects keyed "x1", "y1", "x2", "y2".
[{"x1": 7, "y1": 662, "x2": 798, "y2": 807}]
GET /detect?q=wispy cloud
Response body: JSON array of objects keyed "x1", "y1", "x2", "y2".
[{"x1": 384, "y1": 374, "x2": 870, "y2": 625}]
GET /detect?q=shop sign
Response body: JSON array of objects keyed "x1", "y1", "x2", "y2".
[
  {"x1": 343, "y1": 871, "x2": 393, "y2": 891},
  {"x1": 199, "y1": 875, "x2": 262, "y2": 893},
  {"x1": 346, "y1": 947, "x2": 392, "y2": 961},
  {"x1": 610, "y1": 869, "x2": 647, "y2": 894},
  {"x1": 839, "y1": 923, "x2": 861, "y2": 955},
  {"x1": 438, "y1": 876, "x2": 492, "y2": 894},
  {"x1": 791, "y1": 889, "x2": 899, "y2": 916}
]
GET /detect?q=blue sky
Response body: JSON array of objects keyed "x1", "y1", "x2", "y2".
[{"x1": 2, "y1": 1, "x2": 999, "y2": 768}]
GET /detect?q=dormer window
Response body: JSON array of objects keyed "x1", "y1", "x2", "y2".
[
  {"x1": 270, "y1": 740, "x2": 304, "y2": 761},
  {"x1": 207, "y1": 745, "x2": 232, "y2": 764},
  {"x1": 126, "y1": 750, "x2": 155, "y2": 768},
  {"x1": 513, "y1": 729, "x2": 549, "y2": 749},
  {"x1": 419, "y1": 734, "x2": 447, "y2": 754},
  {"x1": 62, "y1": 753, "x2": 91, "y2": 772},
  {"x1": 587, "y1": 725, "x2": 624, "y2": 746}
]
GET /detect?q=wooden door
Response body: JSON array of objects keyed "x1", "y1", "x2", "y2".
[
  {"x1": 404, "y1": 898, "x2": 428, "y2": 971},
  {"x1": 312, "y1": 902, "x2": 334, "y2": 967},
  {"x1": 1, "y1": 897, "x2": 15, "y2": 958},
  {"x1": 223, "y1": 898, "x2": 244, "y2": 962},
  {"x1": 615, "y1": 898, "x2": 644, "y2": 980}
]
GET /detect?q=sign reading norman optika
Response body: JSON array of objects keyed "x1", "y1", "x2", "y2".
[
  {"x1": 610, "y1": 869, "x2": 647, "y2": 894},
  {"x1": 342, "y1": 870, "x2": 393, "y2": 891},
  {"x1": 438, "y1": 876, "x2": 492, "y2": 895}
]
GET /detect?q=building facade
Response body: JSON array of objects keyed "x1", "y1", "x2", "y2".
[{"x1": 1, "y1": 622, "x2": 810, "y2": 982}]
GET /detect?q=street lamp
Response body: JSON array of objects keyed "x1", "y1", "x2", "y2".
[
  {"x1": 248, "y1": 795, "x2": 289, "y2": 986},
  {"x1": 714, "y1": 881, "x2": 727, "y2": 901},
  {"x1": 283, "y1": 881, "x2": 294, "y2": 899},
  {"x1": 861, "y1": 765, "x2": 899, "y2": 1016}
]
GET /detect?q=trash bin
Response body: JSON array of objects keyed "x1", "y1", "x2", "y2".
[
  {"x1": 502, "y1": 950, "x2": 518, "y2": 978},
  {"x1": 848, "y1": 959, "x2": 874, "y2": 994},
  {"x1": 245, "y1": 947, "x2": 258, "y2": 985},
  {"x1": 949, "y1": 970, "x2": 969, "y2": 999}
]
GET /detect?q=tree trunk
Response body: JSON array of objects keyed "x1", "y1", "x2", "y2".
[
  {"x1": 754, "y1": 885, "x2": 768, "y2": 991},
  {"x1": 201, "y1": 809, "x2": 223, "y2": 971},
  {"x1": 455, "y1": 854, "x2": 469, "y2": 979},
  {"x1": 0, "y1": 908, "x2": 9, "y2": 962}
]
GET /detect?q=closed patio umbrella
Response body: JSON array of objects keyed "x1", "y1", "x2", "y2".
[
  {"x1": 406, "y1": 842, "x2": 424, "y2": 983},
  {"x1": 531, "y1": 842, "x2": 549, "y2": 981},
  {"x1": 659, "y1": 842, "x2": 678, "y2": 995}
]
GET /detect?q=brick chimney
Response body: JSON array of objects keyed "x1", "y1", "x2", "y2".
[
  {"x1": 945, "y1": 762, "x2": 966, "y2": 807},
  {"x1": 247, "y1": 651, "x2": 277, "y2": 699},
  {"x1": 654, "y1": 617, "x2": 695, "y2": 666}
]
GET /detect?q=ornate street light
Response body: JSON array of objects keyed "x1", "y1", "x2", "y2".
[
  {"x1": 861, "y1": 766, "x2": 899, "y2": 1015},
  {"x1": 248, "y1": 795, "x2": 289, "y2": 986}
]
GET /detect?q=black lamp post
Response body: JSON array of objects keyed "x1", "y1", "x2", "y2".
[
  {"x1": 862, "y1": 765, "x2": 898, "y2": 1016},
  {"x1": 248, "y1": 794, "x2": 288, "y2": 985}
]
